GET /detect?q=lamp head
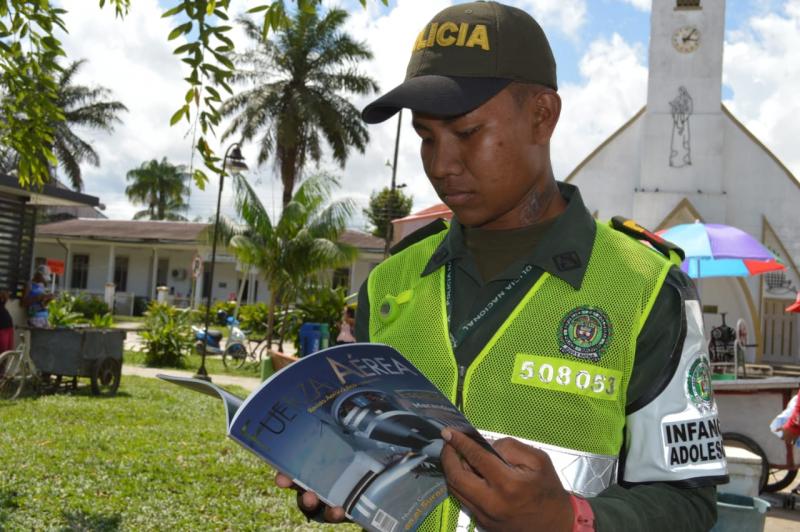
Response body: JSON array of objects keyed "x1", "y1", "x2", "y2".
[{"x1": 225, "y1": 145, "x2": 249, "y2": 173}]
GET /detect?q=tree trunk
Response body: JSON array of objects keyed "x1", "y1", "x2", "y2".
[
  {"x1": 266, "y1": 287, "x2": 278, "y2": 351},
  {"x1": 279, "y1": 146, "x2": 299, "y2": 208}
]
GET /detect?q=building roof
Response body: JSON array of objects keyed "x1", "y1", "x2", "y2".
[
  {"x1": 37, "y1": 218, "x2": 207, "y2": 243},
  {"x1": 0, "y1": 174, "x2": 100, "y2": 207},
  {"x1": 339, "y1": 229, "x2": 385, "y2": 251},
  {"x1": 37, "y1": 218, "x2": 386, "y2": 251}
]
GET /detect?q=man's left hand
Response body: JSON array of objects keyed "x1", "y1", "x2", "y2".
[{"x1": 440, "y1": 429, "x2": 573, "y2": 532}]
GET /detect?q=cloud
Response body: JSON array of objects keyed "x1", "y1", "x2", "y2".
[
  {"x1": 58, "y1": 0, "x2": 194, "y2": 217},
  {"x1": 517, "y1": 0, "x2": 588, "y2": 38},
  {"x1": 618, "y1": 0, "x2": 651, "y2": 12},
  {"x1": 723, "y1": 0, "x2": 800, "y2": 179},
  {"x1": 553, "y1": 33, "x2": 649, "y2": 178}
]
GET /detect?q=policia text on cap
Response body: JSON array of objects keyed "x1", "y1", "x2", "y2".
[{"x1": 276, "y1": 2, "x2": 727, "y2": 531}]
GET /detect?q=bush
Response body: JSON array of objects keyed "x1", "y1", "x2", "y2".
[
  {"x1": 139, "y1": 301, "x2": 194, "y2": 367},
  {"x1": 238, "y1": 303, "x2": 269, "y2": 337},
  {"x1": 47, "y1": 293, "x2": 83, "y2": 328},
  {"x1": 286, "y1": 285, "x2": 347, "y2": 346},
  {"x1": 133, "y1": 296, "x2": 149, "y2": 317},
  {"x1": 71, "y1": 293, "x2": 110, "y2": 319}
]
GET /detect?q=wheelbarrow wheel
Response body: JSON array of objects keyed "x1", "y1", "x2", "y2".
[
  {"x1": 723, "y1": 432, "x2": 769, "y2": 492},
  {"x1": 766, "y1": 467, "x2": 798, "y2": 493},
  {"x1": 91, "y1": 358, "x2": 121, "y2": 396}
]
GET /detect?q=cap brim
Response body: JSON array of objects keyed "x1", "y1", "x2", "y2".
[{"x1": 362, "y1": 75, "x2": 512, "y2": 124}]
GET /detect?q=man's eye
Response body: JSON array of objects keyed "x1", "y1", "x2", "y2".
[{"x1": 456, "y1": 126, "x2": 480, "y2": 139}]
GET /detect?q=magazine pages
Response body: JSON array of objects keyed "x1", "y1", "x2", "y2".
[{"x1": 159, "y1": 343, "x2": 493, "y2": 532}]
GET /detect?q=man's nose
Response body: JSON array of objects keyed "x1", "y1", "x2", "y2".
[{"x1": 427, "y1": 139, "x2": 463, "y2": 180}]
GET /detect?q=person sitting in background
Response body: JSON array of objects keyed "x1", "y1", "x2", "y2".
[
  {"x1": 0, "y1": 291, "x2": 13, "y2": 353},
  {"x1": 336, "y1": 307, "x2": 356, "y2": 344},
  {"x1": 23, "y1": 268, "x2": 53, "y2": 328}
]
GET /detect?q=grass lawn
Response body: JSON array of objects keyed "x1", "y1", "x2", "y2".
[
  {"x1": 123, "y1": 350, "x2": 263, "y2": 379},
  {"x1": 0, "y1": 376, "x2": 354, "y2": 531}
]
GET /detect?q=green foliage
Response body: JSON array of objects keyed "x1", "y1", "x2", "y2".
[
  {"x1": 70, "y1": 292, "x2": 110, "y2": 319},
  {"x1": 1, "y1": 1, "x2": 388, "y2": 191},
  {"x1": 126, "y1": 157, "x2": 190, "y2": 220},
  {"x1": 132, "y1": 296, "x2": 149, "y2": 317},
  {"x1": 286, "y1": 284, "x2": 346, "y2": 347},
  {"x1": 46, "y1": 293, "x2": 83, "y2": 328},
  {"x1": 88, "y1": 312, "x2": 114, "y2": 329},
  {"x1": 222, "y1": 172, "x2": 358, "y2": 348},
  {"x1": 364, "y1": 187, "x2": 414, "y2": 240},
  {"x1": 0, "y1": 376, "x2": 355, "y2": 530},
  {"x1": 238, "y1": 302, "x2": 269, "y2": 336},
  {"x1": 139, "y1": 301, "x2": 193, "y2": 367},
  {"x1": 220, "y1": 8, "x2": 378, "y2": 207}
]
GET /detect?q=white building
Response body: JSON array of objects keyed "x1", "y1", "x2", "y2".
[
  {"x1": 33, "y1": 218, "x2": 385, "y2": 314},
  {"x1": 566, "y1": 0, "x2": 800, "y2": 363}
]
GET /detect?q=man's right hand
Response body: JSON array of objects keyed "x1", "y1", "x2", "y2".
[{"x1": 274, "y1": 472, "x2": 348, "y2": 523}]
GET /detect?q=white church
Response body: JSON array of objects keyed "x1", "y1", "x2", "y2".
[{"x1": 566, "y1": 0, "x2": 800, "y2": 366}]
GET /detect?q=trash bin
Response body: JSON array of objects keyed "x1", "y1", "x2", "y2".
[
  {"x1": 319, "y1": 323, "x2": 330, "y2": 349},
  {"x1": 299, "y1": 323, "x2": 322, "y2": 357},
  {"x1": 710, "y1": 492, "x2": 770, "y2": 532}
]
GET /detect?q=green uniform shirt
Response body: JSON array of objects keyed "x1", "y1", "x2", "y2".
[{"x1": 356, "y1": 183, "x2": 717, "y2": 532}]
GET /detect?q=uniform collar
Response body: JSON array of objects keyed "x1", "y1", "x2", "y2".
[{"x1": 421, "y1": 182, "x2": 596, "y2": 290}]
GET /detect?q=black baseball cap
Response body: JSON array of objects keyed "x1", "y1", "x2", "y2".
[{"x1": 362, "y1": 1, "x2": 557, "y2": 124}]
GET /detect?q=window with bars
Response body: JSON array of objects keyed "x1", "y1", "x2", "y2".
[
  {"x1": 0, "y1": 192, "x2": 36, "y2": 297},
  {"x1": 71, "y1": 255, "x2": 90, "y2": 290}
]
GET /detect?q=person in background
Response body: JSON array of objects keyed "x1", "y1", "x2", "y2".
[
  {"x1": 781, "y1": 392, "x2": 800, "y2": 444},
  {"x1": 23, "y1": 267, "x2": 53, "y2": 328},
  {"x1": 0, "y1": 291, "x2": 13, "y2": 353},
  {"x1": 336, "y1": 306, "x2": 356, "y2": 344}
]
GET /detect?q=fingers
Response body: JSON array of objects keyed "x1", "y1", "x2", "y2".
[
  {"x1": 442, "y1": 429, "x2": 506, "y2": 482},
  {"x1": 493, "y1": 437, "x2": 552, "y2": 471},
  {"x1": 275, "y1": 472, "x2": 347, "y2": 523}
]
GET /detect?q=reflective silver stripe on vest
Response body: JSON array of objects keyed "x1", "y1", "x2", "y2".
[{"x1": 479, "y1": 429, "x2": 618, "y2": 497}]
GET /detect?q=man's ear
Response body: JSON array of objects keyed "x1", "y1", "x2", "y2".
[{"x1": 529, "y1": 90, "x2": 561, "y2": 144}]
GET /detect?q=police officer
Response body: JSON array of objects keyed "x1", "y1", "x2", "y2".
[{"x1": 276, "y1": 2, "x2": 727, "y2": 530}]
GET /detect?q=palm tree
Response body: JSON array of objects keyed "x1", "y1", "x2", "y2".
[
  {"x1": 210, "y1": 172, "x2": 358, "y2": 348},
  {"x1": 220, "y1": 9, "x2": 378, "y2": 207},
  {"x1": 125, "y1": 158, "x2": 191, "y2": 221},
  {"x1": 53, "y1": 59, "x2": 128, "y2": 190}
]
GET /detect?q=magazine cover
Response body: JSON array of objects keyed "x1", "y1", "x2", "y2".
[{"x1": 159, "y1": 343, "x2": 492, "y2": 532}]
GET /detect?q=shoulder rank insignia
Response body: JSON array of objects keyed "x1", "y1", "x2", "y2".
[{"x1": 610, "y1": 216, "x2": 685, "y2": 264}]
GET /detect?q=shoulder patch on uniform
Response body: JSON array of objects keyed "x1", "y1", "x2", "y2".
[
  {"x1": 610, "y1": 216, "x2": 685, "y2": 262},
  {"x1": 389, "y1": 218, "x2": 449, "y2": 255}
]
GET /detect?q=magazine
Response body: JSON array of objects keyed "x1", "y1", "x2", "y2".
[{"x1": 158, "y1": 343, "x2": 494, "y2": 532}]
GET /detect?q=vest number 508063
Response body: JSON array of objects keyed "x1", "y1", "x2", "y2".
[{"x1": 518, "y1": 360, "x2": 615, "y2": 396}]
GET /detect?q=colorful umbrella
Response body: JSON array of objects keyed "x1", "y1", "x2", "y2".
[{"x1": 657, "y1": 223, "x2": 785, "y2": 279}]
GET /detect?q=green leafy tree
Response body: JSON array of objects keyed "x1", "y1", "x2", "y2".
[
  {"x1": 0, "y1": 0, "x2": 386, "y2": 190},
  {"x1": 220, "y1": 9, "x2": 378, "y2": 207},
  {"x1": 211, "y1": 172, "x2": 357, "y2": 349},
  {"x1": 364, "y1": 187, "x2": 413, "y2": 240},
  {"x1": 52, "y1": 59, "x2": 127, "y2": 190},
  {"x1": 125, "y1": 157, "x2": 191, "y2": 220}
]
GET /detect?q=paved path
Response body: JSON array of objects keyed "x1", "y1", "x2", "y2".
[{"x1": 122, "y1": 364, "x2": 262, "y2": 392}]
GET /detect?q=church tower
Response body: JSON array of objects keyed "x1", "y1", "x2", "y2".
[{"x1": 636, "y1": 0, "x2": 727, "y2": 219}]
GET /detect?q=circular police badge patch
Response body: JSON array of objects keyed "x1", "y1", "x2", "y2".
[
  {"x1": 559, "y1": 307, "x2": 613, "y2": 362},
  {"x1": 686, "y1": 357, "x2": 713, "y2": 412}
]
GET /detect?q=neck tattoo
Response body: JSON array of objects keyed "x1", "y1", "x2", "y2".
[{"x1": 519, "y1": 181, "x2": 558, "y2": 225}]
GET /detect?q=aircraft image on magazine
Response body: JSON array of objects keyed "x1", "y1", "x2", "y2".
[{"x1": 159, "y1": 343, "x2": 495, "y2": 532}]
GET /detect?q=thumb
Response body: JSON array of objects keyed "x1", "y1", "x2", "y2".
[{"x1": 493, "y1": 437, "x2": 553, "y2": 471}]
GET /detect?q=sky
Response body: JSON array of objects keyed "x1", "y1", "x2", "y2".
[{"x1": 55, "y1": 0, "x2": 800, "y2": 230}]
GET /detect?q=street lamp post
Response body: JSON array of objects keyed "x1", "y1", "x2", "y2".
[
  {"x1": 384, "y1": 109, "x2": 403, "y2": 257},
  {"x1": 194, "y1": 142, "x2": 248, "y2": 382}
]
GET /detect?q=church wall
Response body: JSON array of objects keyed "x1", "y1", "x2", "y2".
[{"x1": 564, "y1": 115, "x2": 644, "y2": 221}]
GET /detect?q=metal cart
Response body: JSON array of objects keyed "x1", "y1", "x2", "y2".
[{"x1": 29, "y1": 327, "x2": 125, "y2": 396}]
